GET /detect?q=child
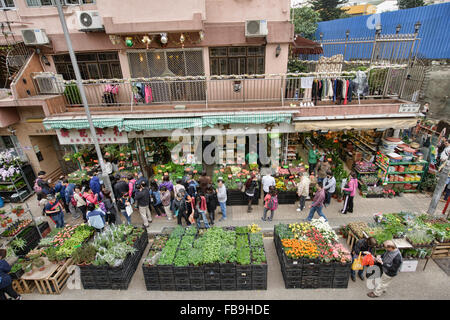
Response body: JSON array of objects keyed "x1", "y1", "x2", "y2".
[{"x1": 261, "y1": 186, "x2": 278, "y2": 222}]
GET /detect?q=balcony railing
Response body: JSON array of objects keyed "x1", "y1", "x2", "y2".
[{"x1": 34, "y1": 65, "x2": 416, "y2": 110}]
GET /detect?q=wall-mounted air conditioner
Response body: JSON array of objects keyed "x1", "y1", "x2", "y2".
[
  {"x1": 33, "y1": 73, "x2": 65, "y2": 95},
  {"x1": 245, "y1": 20, "x2": 268, "y2": 37},
  {"x1": 76, "y1": 11, "x2": 104, "y2": 32},
  {"x1": 21, "y1": 29, "x2": 49, "y2": 46}
]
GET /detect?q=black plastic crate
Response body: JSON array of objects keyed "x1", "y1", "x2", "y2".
[
  {"x1": 332, "y1": 280, "x2": 349, "y2": 289},
  {"x1": 318, "y1": 278, "x2": 333, "y2": 288},
  {"x1": 146, "y1": 284, "x2": 161, "y2": 291},
  {"x1": 191, "y1": 284, "x2": 206, "y2": 291},
  {"x1": 205, "y1": 283, "x2": 221, "y2": 291},
  {"x1": 158, "y1": 265, "x2": 173, "y2": 273},
  {"x1": 189, "y1": 272, "x2": 204, "y2": 280},
  {"x1": 251, "y1": 264, "x2": 268, "y2": 273},
  {"x1": 160, "y1": 284, "x2": 176, "y2": 291},
  {"x1": 175, "y1": 284, "x2": 192, "y2": 291},
  {"x1": 221, "y1": 283, "x2": 237, "y2": 290},
  {"x1": 281, "y1": 267, "x2": 302, "y2": 278},
  {"x1": 190, "y1": 278, "x2": 205, "y2": 286},
  {"x1": 319, "y1": 263, "x2": 335, "y2": 272},
  {"x1": 334, "y1": 262, "x2": 352, "y2": 272},
  {"x1": 220, "y1": 263, "x2": 236, "y2": 273},
  {"x1": 236, "y1": 265, "x2": 252, "y2": 273},
  {"x1": 175, "y1": 277, "x2": 190, "y2": 285},
  {"x1": 203, "y1": 264, "x2": 220, "y2": 273},
  {"x1": 252, "y1": 283, "x2": 267, "y2": 290},
  {"x1": 111, "y1": 282, "x2": 131, "y2": 290},
  {"x1": 252, "y1": 274, "x2": 267, "y2": 284},
  {"x1": 236, "y1": 283, "x2": 252, "y2": 290},
  {"x1": 236, "y1": 278, "x2": 252, "y2": 286},
  {"x1": 142, "y1": 265, "x2": 159, "y2": 276},
  {"x1": 220, "y1": 272, "x2": 236, "y2": 280},
  {"x1": 220, "y1": 277, "x2": 236, "y2": 285},
  {"x1": 173, "y1": 266, "x2": 190, "y2": 275},
  {"x1": 302, "y1": 269, "x2": 320, "y2": 277}
]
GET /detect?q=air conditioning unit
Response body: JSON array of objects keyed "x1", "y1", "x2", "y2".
[
  {"x1": 33, "y1": 73, "x2": 65, "y2": 95},
  {"x1": 245, "y1": 20, "x2": 268, "y2": 37},
  {"x1": 21, "y1": 29, "x2": 49, "y2": 46},
  {"x1": 77, "y1": 11, "x2": 104, "y2": 32}
]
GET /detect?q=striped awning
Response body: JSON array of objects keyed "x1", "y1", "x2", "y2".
[
  {"x1": 123, "y1": 118, "x2": 203, "y2": 131},
  {"x1": 201, "y1": 113, "x2": 292, "y2": 127},
  {"x1": 43, "y1": 118, "x2": 123, "y2": 130}
]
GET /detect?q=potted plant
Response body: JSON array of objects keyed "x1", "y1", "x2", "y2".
[{"x1": 15, "y1": 206, "x2": 24, "y2": 217}]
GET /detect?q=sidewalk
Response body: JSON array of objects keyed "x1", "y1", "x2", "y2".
[
  {"x1": 24, "y1": 191, "x2": 447, "y2": 233},
  {"x1": 15, "y1": 192, "x2": 450, "y2": 300}
]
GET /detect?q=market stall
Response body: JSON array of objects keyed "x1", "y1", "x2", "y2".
[
  {"x1": 142, "y1": 224, "x2": 267, "y2": 291},
  {"x1": 274, "y1": 218, "x2": 352, "y2": 289}
]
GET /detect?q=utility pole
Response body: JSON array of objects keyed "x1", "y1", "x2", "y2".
[
  {"x1": 55, "y1": 2, "x2": 118, "y2": 210},
  {"x1": 427, "y1": 160, "x2": 450, "y2": 217}
]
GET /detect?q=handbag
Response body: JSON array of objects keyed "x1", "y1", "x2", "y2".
[
  {"x1": 125, "y1": 204, "x2": 133, "y2": 216},
  {"x1": 351, "y1": 252, "x2": 364, "y2": 271}
]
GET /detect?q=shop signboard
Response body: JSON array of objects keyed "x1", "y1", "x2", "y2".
[
  {"x1": 399, "y1": 103, "x2": 420, "y2": 113},
  {"x1": 56, "y1": 128, "x2": 128, "y2": 145}
]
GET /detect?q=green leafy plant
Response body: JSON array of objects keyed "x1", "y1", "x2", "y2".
[
  {"x1": 251, "y1": 247, "x2": 267, "y2": 264},
  {"x1": 10, "y1": 238, "x2": 26, "y2": 253},
  {"x1": 173, "y1": 249, "x2": 189, "y2": 267},
  {"x1": 249, "y1": 233, "x2": 264, "y2": 248}
]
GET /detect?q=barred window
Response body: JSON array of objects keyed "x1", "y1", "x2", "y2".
[
  {"x1": 0, "y1": 0, "x2": 15, "y2": 9},
  {"x1": 127, "y1": 49, "x2": 204, "y2": 78},
  {"x1": 26, "y1": 0, "x2": 94, "y2": 6},
  {"x1": 210, "y1": 46, "x2": 265, "y2": 76},
  {"x1": 53, "y1": 51, "x2": 122, "y2": 80}
]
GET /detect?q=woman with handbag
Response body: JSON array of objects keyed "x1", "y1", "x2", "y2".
[
  {"x1": 351, "y1": 237, "x2": 377, "y2": 281},
  {"x1": 341, "y1": 172, "x2": 358, "y2": 214}
]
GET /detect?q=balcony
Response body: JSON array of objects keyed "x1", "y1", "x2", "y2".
[{"x1": 35, "y1": 67, "x2": 421, "y2": 121}]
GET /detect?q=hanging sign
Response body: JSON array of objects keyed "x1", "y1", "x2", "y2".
[
  {"x1": 399, "y1": 104, "x2": 420, "y2": 113},
  {"x1": 56, "y1": 128, "x2": 129, "y2": 145}
]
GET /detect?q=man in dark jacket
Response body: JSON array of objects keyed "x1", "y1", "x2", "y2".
[
  {"x1": 135, "y1": 172, "x2": 149, "y2": 188},
  {"x1": 367, "y1": 240, "x2": 403, "y2": 298},
  {"x1": 113, "y1": 174, "x2": 129, "y2": 200},
  {"x1": 205, "y1": 185, "x2": 218, "y2": 225},
  {"x1": 36, "y1": 171, "x2": 52, "y2": 200},
  {"x1": 0, "y1": 249, "x2": 21, "y2": 300},
  {"x1": 134, "y1": 182, "x2": 152, "y2": 227},
  {"x1": 351, "y1": 237, "x2": 377, "y2": 281}
]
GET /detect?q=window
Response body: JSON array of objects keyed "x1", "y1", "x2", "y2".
[
  {"x1": 0, "y1": 0, "x2": 15, "y2": 9},
  {"x1": 26, "y1": 0, "x2": 94, "y2": 6},
  {"x1": 53, "y1": 51, "x2": 122, "y2": 80},
  {"x1": 127, "y1": 49, "x2": 204, "y2": 78},
  {"x1": 209, "y1": 46, "x2": 265, "y2": 76}
]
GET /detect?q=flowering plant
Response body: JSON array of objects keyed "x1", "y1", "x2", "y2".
[
  {"x1": 0, "y1": 149, "x2": 22, "y2": 181},
  {"x1": 310, "y1": 217, "x2": 338, "y2": 243}
]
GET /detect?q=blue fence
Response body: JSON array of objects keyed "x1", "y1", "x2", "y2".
[{"x1": 315, "y1": 3, "x2": 450, "y2": 59}]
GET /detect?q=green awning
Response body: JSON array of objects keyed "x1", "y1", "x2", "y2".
[
  {"x1": 201, "y1": 113, "x2": 292, "y2": 127},
  {"x1": 43, "y1": 118, "x2": 123, "y2": 130},
  {"x1": 123, "y1": 118, "x2": 203, "y2": 131}
]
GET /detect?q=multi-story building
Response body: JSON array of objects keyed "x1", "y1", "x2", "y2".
[{"x1": 0, "y1": 0, "x2": 421, "y2": 184}]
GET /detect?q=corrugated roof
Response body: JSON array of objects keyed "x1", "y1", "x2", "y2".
[{"x1": 316, "y1": 2, "x2": 450, "y2": 59}]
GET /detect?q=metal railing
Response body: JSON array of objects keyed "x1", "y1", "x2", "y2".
[{"x1": 35, "y1": 65, "x2": 412, "y2": 109}]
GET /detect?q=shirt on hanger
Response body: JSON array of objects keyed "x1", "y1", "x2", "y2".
[{"x1": 301, "y1": 77, "x2": 314, "y2": 89}]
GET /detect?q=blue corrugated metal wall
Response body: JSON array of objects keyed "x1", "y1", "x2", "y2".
[{"x1": 315, "y1": 3, "x2": 450, "y2": 59}]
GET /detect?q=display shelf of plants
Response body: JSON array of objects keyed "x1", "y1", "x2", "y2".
[
  {"x1": 211, "y1": 165, "x2": 261, "y2": 206},
  {"x1": 360, "y1": 213, "x2": 450, "y2": 260},
  {"x1": 274, "y1": 218, "x2": 352, "y2": 289},
  {"x1": 7, "y1": 223, "x2": 90, "y2": 284},
  {"x1": 142, "y1": 224, "x2": 267, "y2": 291},
  {"x1": 375, "y1": 152, "x2": 427, "y2": 193},
  {"x1": 152, "y1": 162, "x2": 203, "y2": 184},
  {"x1": 0, "y1": 149, "x2": 35, "y2": 203},
  {"x1": 74, "y1": 224, "x2": 148, "y2": 290}
]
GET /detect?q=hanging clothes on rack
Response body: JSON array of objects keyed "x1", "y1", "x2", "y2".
[
  {"x1": 132, "y1": 82, "x2": 145, "y2": 103},
  {"x1": 301, "y1": 77, "x2": 314, "y2": 102},
  {"x1": 144, "y1": 84, "x2": 153, "y2": 104},
  {"x1": 347, "y1": 80, "x2": 354, "y2": 103},
  {"x1": 343, "y1": 79, "x2": 350, "y2": 105}
]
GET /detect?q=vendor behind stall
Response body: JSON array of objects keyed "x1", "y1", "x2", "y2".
[{"x1": 308, "y1": 145, "x2": 319, "y2": 174}]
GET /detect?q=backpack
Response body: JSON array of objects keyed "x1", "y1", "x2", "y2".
[
  {"x1": 267, "y1": 195, "x2": 278, "y2": 210},
  {"x1": 34, "y1": 179, "x2": 42, "y2": 193}
]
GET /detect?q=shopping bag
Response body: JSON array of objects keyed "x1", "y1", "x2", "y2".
[
  {"x1": 351, "y1": 252, "x2": 363, "y2": 271},
  {"x1": 125, "y1": 204, "x2": 133, "y2": 217},
  {"x1": 188, "y1": 213, "x2": 195, "y2": 224},
  {"x1": 362, "y1": 253, "x2": 375, "y2": 266}
]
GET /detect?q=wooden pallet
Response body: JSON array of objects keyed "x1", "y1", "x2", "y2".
[
  {"x1": 346, "y1": 231, "x2": 359, "y2": 250},
  {"x1": 12, "y1": 279, "x2": 36, "y2": 294},
  {"x1": 21, "y1": 258, "x2": 74, "y2": 295},
  {"x1": 431, "y1": 242, "x2": 450, "y2": 258}
]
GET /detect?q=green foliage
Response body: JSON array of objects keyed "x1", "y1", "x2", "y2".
[
  {"x1": 310, "y1": 0, "x2": 349, "y2": 22},
  {"x1": 420, "y1": 173, "x2": 437, "y2": 192},
  {"x1": 249, "y1": 233, "x2": 264, "y2": 248},
  {"x1": 235, "y1": 226, "x2": 249, "y2": 234},
  {"x1": 178, "y1": 235, "x2": 195, "y2": 250},
  {"x1": 173, "y1": 249, "x2": 189, "y2": 267},
  {"x1": 10, "y1": 238, "x2": 26, "y2": 252},
  {"x1": 169, "y1": 225, "x2": 186, "y2": 239},
  {"x1": 291, "y1": 7, "x2": 321, "y2": 39},
  {"x1": 397, "y1": 0, "x2": 425, "y2": 10},
  {"x1": 188, "y1": 248, "x2": 203, "y2": 266},
  {"x1": 287, "y1": 60, "x2": 308, "y2": 73},
  {"x1": 251, "y1": 247, "x2": 267, "y2": 264},
  {"x1": 236, "y1": 247, "x2": 251, "y2": 265},
  {"x1": 219, "y1": 245, "x2": 237, "y2": 264},
  {"x1": 72, "y1": 244, "x2": 97, "y2": 265}
]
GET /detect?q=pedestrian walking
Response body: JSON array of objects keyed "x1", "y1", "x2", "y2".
[
  {"x1": 261, "y1": 186, "x2": 278, "y2": 221},
  {"x1": 150, "y1": 181, "x2": 165, "y2": 217},
  {"x1": 173, "y1": 191, "x2": 190, "y2": 226},
  {"x1": 245, "y1": 174, "x2": 258, "y2": 213},
  {"x1": 216, "y1": 178, "x2": 227, "y2": 221},
  {"x1": 102, "y1": 190, "x2": 120, "y2": 225},
  {"x1": 323, "y1": 171, "x2": 336, "y2": 207},
  {"x1": 341, "y1": 172, "x2": 358, "y2": 214},
  {"x1": 306, "y1": 182, "x2": 327, "y2": 221},
  {"x1": 0, "y1": 249, "x2": 21, "y2": 300},
  {"x1": 135, "y1": 182, "x2": 152, "y2": 227},
  {"x1": 44, "y1": 194, "x2": 65, "y2": 228},
  {"x1": 195, "y1": 193, "x2": 210, "y2": 229},
  {"x1": 160, "y1": 186, "x2": 173, "y2": 220},
  {"x1": 367, "y1": 240, "x2": 403, "y2": 298},
  {"x1": 206, "y1": 185, "x2": 218, "y2": 225},
  {"x1": 297, "y1": 172, "x2": 310, "y2": 212}
]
